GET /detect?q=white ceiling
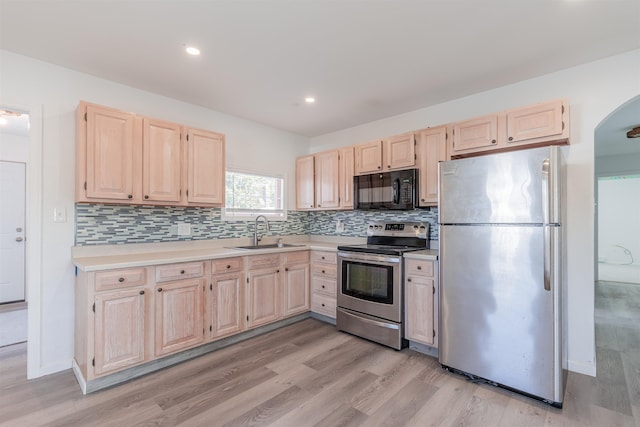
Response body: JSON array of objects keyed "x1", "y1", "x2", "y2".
[{"x1": 0, "y1": 0, "x2": 639, "y2": 140}]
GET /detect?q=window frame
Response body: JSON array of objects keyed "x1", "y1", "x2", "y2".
[{"x1": 222, "y1": 169, "x2": 287, "y2": 221}]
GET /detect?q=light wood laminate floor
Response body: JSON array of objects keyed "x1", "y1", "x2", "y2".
[{"x1": 1, "y1": 281, "x2": 638, "y2": 427}]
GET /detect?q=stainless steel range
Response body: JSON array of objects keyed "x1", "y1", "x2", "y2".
[{"x1": 336, "y1": 221, "x2": 429, "y2": 350}]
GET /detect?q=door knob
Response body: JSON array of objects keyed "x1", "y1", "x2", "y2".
[
  {"x1": 16, "y1": 237, "x2": 23, "y2": 242},
  {"x1": 16, "y1": 227, "x2": 22, "y2": 232}
]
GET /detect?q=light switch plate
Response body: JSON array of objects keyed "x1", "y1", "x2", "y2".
[{"x1": 53, "y1": 207, "x2": 67, "y2": 223}]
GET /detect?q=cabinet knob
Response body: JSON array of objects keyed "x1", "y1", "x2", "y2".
[
  {"x1": 180, "y1": 270, "x2": 185, "y2": 274},
  {"x1": 421, "y1": 198, "x2": 425, "y2": 202},
  {"x1": 417, "y1": 266, "x2": 422, "y2": 270},
  {"x1": 277, "y1": 269, "x2": 280, "y2": 273},
  {"x1": 144, "y1": 195, "x2": 149, "y2": 199},
  {"x1": 118, "y1": 277, "x2": 125, "y2": 282},
  {"x1": 491, "y1": 139, "x2": 497, "y2": 144},
  {"x1": 128, "y1": 195, "x2": 133, "y2": 199},
  {"x1": 310, "y1": 205, "x2": 313, "y2": 208},
  {"x1": 285, "y1": 267, "x2": 289, "y2": 271},
  {"x1": 139, "y1": 290, "x2": 145, "y2": 295},
  {"x1": 157, "y1": 287, "x2": 163, "y2": 292},
  {"x1": 508, "y1": 136, "x2": 513, "y2": 141},
  {"x1": 321, "y1": 303, "x2": 325, "y2": 307},
  {"x1": 321, "y1": 285, "x2": 325, "y2": 289},
  {"x1": 321, "y1": 256, "x2": 325, "y2": 260},
  {"x1": 377, "y1": 166, "x2": 381, "y2": 169},
  {"x1": 387, "y1": 165, "x2": 391, "y2": 168},
  {"x1": 322, "y1": 270, "x2": 325, "y2": 274},
  {"x1": 226, "y1": 265, "x2": 231, "y2": 269}
]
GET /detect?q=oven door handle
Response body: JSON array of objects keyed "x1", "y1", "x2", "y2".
[
  {"x1": 339, "y1": 308, "x2": 400, "y2": 331},
  {"x1": 337, "y1": 251, "x2": 401, "y2": 264}
]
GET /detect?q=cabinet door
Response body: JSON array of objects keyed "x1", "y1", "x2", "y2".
[
  {"x1": 247, "y1": 268, "x2": 281, "y2": 328},
  {"x1": 155, "y1": 279, "x2": 204, "y2": 356},
  {"x1": 283, "y1": 264, "x2": 309, "y2": 317},
  {"x1": 94, "y1": 288, "x2": 146, "y2": 375},
  {"x1": 142, "y1": 118, "x2": 183, "y2": 203},
  {"x1": 506, "y1": 99, "x2": 566, "y2": 146},
  {"x1": 314, "y1": 150, "x2": 340, "y2": 210},
  {"x1": 405, "y1": 275, "x2": 435, "y2": 346},
  {"x1": 355, "y1": 140, "x2": 383, "y2": 175},
  {"x1": 211, "y1": 273, "x2": 245, "y2": 339},
  {"x1": 339, "y1": 147, "x2": 355, "y2": 209},
  {"x1": 451, "y1": 114, "x2": 499, "y2": 154},
  {"x1": 85, "y1": 105, "x2": 137, "y2": 200},
  {"x1": 296, "y1": 155, "x2": 315, "y2": 210},
  {"x1": 186, "y1": 128, "x2": 225, "y2": 205},
  {"x1": 384, "y1": 133, "x2": 415, "y2": 170},
  {"x1": 416, "y1": 126, "x2": 447, "y2": 206}
]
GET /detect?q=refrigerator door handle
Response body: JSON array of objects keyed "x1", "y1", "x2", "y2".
[{"x1": 542, "y1": 158, "x2": 551, "y2": 291}]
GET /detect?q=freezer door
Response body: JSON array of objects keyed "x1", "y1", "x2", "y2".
[
  {"x1": 439, "y1": 146, "x2": 561, "y2": 224},
  {"x1": 439, "y1": 224, "x2": 563, "y2": 403}
]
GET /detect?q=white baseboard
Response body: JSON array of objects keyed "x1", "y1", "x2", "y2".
[
  {"x1": 71, "y1": 360, "x2": 87, "y2": 394},
  {"x1": 568, "y1": 359, "x2": 596, "y2": 377}
]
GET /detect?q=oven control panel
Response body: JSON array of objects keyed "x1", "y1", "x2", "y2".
[{"x1": 366, "y1": 222, "x2": 428, "y2": 239}]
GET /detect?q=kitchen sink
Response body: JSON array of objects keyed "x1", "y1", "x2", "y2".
[{"x1": 229, "y1": 243, "x2": 305, "y2": 250}]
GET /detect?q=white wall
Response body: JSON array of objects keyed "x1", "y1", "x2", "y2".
[
  {"x1": 0, "y1": 50, "x2": 309, "y2": 377},
  {"x1": 311, "y1": 49, "x2": 640, "y2": 376},
  {"x1": 0, "y1": 132, "x2": 29, "y2": 162},
  {"x1": 598, "y1": 175, "x2": 640, "y2": 272}
]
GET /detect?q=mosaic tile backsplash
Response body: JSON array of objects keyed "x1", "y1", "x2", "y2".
[{"x1": 75, "y1": 204, "x2": 439, "y2": 245}]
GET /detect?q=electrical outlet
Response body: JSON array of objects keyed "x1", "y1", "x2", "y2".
[
  {"x1": 177, "y1": 223, "x2": 191, "y2": 236},
  {"x1": 335, "y1": 220, "x2": 345, "y2": 233}
]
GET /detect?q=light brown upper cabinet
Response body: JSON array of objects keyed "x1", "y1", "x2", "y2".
[
  {"x1": 295, "y1": 148, "x2": 355, "y2": 211},
  {"x1": 76, "y1": 103, "x2": 141, "y2": 202},
  {"x1": 76, "y1": 101, "x2": 226, "y2": 207},
  {"x1": 505, "y1": 99, "x2": 569, "y2": 147},
  {"x1": 185, "y1": 128, "x2": 226, "y2": 205},
  {"x1": 355, "y1": 133, "x2": 415, "y2": 175},
  {"x1": 142, "y1": 118, "x2": 183, "y2": 203},
  {"x1": 449, "y1": 99, "x2": 569, "y2": 158},
  {"x1": 416, "y1": 126, "x2": 448, "y2": 207}
]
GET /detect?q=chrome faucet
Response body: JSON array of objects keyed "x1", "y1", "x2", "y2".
[{"x1": 253, "y1": 215, "x2": 270, "y2": 246}]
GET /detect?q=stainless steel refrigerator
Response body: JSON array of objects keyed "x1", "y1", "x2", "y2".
[{"x1": 438, "y1": 146, "x2": 567, "y2": 407}]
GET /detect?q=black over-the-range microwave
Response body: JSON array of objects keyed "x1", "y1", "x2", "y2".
[{"x1": 353, "y1": 169, "x2": 417, "y2": 210}]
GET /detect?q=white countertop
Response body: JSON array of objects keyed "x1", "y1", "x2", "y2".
[
  {"x1": 72, "y1": 238, "x2": 348, "y2": 272},
  {"x1": 403, "y1": 249, "x2": 439, "y2": 261}
]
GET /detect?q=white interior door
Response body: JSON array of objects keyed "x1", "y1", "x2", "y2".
[{"x1": 0, "y1": 161, "x2": 26, "y2": 303}]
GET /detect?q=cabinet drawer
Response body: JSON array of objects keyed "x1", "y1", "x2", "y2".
[
  {"x1": 247, "y1": 254, "x2": 280, "y2": 270},
  {"x1": 212, "y1": 257, "x2": 243, "y2": 274},
  {"x1": 284, "y1": 251, "x2": 309, "y2": 265},
  {"x1": 95, "y1": 268, "x2": 146, "y2": 291},
  {"x1": 310, "y1": 251, "x2": 337, "y2": 264},
  {"x1": 155, "y1": 261, "x2": 205, "y2": 283},
  {"x1": 311, "y1": 293, "x2": 336, "y2": 318},
  {"x1": 405, "y1": 259, "x2": 434, "y2": 277},
  {"x1": 311, "y1": 263, "x2": 337, "y2": 278},
  {"x1": 311, "y1": 275, "x2": 337, "y2": 296}
]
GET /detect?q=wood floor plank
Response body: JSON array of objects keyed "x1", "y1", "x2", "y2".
[{"x1": 1, "y1": 285, "x2": 639, "y2": 427}]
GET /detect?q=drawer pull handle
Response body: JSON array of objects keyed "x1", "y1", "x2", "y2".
[
  {"x1": 157, "y1": 287, "x2": 163, "y2": 292},
  {"x1": 139, "y1": 290, "x2": 145, "y2": 295},
  {"x1": 118, "y1": 277, "x2": 125, "y2": 282},
  {"x1": 180, "y1": 270, "x2": 185, "y2": 274}
]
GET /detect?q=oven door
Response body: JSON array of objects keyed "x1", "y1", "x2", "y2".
[{"x1": 337, "y1": 251, "x2": 402, "y2": 323}]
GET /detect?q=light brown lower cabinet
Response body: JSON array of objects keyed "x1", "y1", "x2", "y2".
[
  {"x1": 283, "y1": 251, "x2": 310, "y2": 317},
  {"x1": 93, "y1": 287, "x2": 146, "y2": 376},
  {"x1": 310, "y1": 250, "x2": 337, "y2": 318},
  {"x1": 154, "y1": 278, "x2": 205, "y2": 357},
  {"x1": 75, "y1": 249, "x2": 327, "y2": 385},
  {"x1": 404, "y1": 258, "x2": 438, "y2": 347}
]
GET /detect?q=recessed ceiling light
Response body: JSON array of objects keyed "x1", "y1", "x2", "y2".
[
  {"x1": 305, "y1": 97, "x2": 316, "y2": 104},
  {"x1": 185, "y1": 46, "x2": 201, "y2": 56}
]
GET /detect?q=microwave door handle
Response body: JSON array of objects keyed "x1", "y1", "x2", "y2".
[{"x1": 393, "y1": 179, "x2": 400, "y2": 204}]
